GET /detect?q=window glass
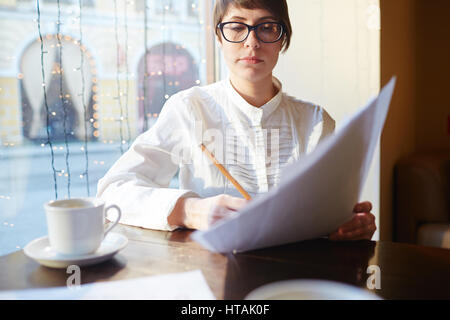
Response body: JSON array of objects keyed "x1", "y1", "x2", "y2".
[{"x1": 0, "y1": 0, "x2": 212, "y2": 256}]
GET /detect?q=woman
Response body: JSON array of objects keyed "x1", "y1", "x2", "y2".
[{"x1": 97, "y1": 0, "x2": 376, "y2": 241}]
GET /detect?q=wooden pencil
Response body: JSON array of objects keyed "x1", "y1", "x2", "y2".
[{"x1": 199, "y1": 143, "x2": 252, "y2": 200}]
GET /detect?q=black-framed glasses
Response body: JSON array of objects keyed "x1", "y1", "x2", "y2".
[{"x1": 217, "y1": 22, "x2": 284, "y2": 44}]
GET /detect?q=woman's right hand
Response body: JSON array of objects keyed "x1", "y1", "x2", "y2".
[{"x1": 169, "y1": 195, "x2": 250, "y2": 231}]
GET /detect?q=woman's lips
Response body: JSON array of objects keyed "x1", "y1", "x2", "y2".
[{"x1": 240, "y1": 57, "x2": 263, "y2": 64}]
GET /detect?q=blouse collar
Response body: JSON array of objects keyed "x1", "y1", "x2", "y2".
[{"x1": 224, "y1": 76, "x2": 283, "y2": 124}]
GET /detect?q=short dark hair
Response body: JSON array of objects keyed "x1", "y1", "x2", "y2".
[{"x1": 213, "y1": 0, "x2": 292, "y2": 52}]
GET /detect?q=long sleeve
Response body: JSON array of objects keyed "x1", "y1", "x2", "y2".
[{"x1": 97, "y1": 95, "x2": 200, "y2": 231}]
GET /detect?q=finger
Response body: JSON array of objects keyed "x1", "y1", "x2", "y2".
[
  {"x1": 329, "y1": 229, "x2": 345, "y2": 241},
  {"x1": 345, "y1": 228, "x2": 370, "y2": 240},
  {"x1": 208, "y1": 206, "x2": 237, "y2": 226},
  {"x1": 217, "y1": 209, "x2": 239, "y2": 219},
  {"x1": 340, "y1": 213, "x2": 375, "y2": 233},
  {"x1": 353, "y1": 201, "x2": 372, "y2": 213},
  {"x1": 346, "y1": 225, "x2": 376, "y2": 240},
  {"x1": 330, "y1": 225, "x2": 368, "y2": 241},
  {"x1": 222, "y1": 195, "x2": 249, "y2": 211},
  {"x1": 211, "y1": 205, "x2": 236, "y2": 219},
  {"x1": 334, "y1": 214, "x2": 361, "y2": 231},
  {"x1": 331, "y1": 224, "x2": 377, "y2": 241},
  {"x1": 337, "y1": 218, "x2": 362, "y2": 233}
]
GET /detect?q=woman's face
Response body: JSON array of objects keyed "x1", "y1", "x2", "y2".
[{"x1": 217, "y1": 5, "x2": 283, "y2": 84}]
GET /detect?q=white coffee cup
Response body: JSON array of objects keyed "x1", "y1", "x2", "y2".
[{"x1": 44, "y1": 198, "x2": 121, "y2": 256}]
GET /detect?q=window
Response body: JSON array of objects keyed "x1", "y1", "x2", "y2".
[
  {"x1": 187, "y1": 0, "x2": 200, "y2": 18},
  {"x1": 16, "y1": 0, "x2": 95, "y2": 6},
  {"x1": 154, "y1": 0, "x2": 178, "y2": 16},
  {"x1": 42, "y1": 0, "x2": 95, "y2": 6},
  {"x1": 0, "y1": 0, "x2": 213, "y2": 255}
]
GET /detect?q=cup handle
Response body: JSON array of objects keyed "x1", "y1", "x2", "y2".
[{"x1": 103, "y1": 204, "x2": 122, "y2": 238}]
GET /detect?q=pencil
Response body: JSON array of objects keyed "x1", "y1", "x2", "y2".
[{"x1": 199, "y1": 143, "x2": 252, "y2": 200}]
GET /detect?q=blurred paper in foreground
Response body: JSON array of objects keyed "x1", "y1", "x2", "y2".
[
  {"x1": 0, "y1": 270, "x2": 215, "y2": 300},
  {"x1": 192, "y1": 78, "x2": 396, "y2": 253}
]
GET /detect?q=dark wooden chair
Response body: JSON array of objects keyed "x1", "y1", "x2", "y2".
[{"x1": 394, "y1": 152, "x2": 450, "y2": 248}]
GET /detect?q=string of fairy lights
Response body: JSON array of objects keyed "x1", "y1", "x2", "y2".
[
  {"x1": 196, "y1": 1, "x2": 204, "y2": 86},
  {"x1": 113, "y1": 0, "x2": 127, "y2": 155},
  {"x1": 162, "y1": 1, "x2": 167, "y2": 102},
  {"x1": 124, "y1": 1, "x2": 132, "y2": 150},
  {"x1": 29, "y1": 0, "x2": 206, "y2": 199},
  {"x1": 142, "y1": 0, "x2": 149, "y2": 132},
  {"x1": 56, "y1": 0, "x2": 71, "y2": 198},
  {"x1": 36, "y1": 0, "x2": 59, "y2": 199},
  {"x1": 35, "y1": 0, "x2": 98, "y2": 199},
  {"x1": 78, "y1": 0, "x2": 91, "y2": 196}
]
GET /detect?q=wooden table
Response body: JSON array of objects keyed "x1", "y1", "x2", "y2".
[{"x1": 1, "y1": 224, "x2": 450, "y2": 300}]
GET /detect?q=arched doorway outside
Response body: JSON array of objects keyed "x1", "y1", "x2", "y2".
[
  {"x1": 19, "y1": 34, "x2": 97, "y2": 144},
  {"x1": 137, "y1": 42, "x2": 200, "y2": 131}
]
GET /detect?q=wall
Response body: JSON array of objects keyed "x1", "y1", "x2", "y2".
[
  {"x1": 380, "y1": 0, "x2": 450, "y2": 241},
  {"x1": 415, "y1": 0, "x2": 450, "y2": 152},
  {"x1": 379, "y1": 0, "x2": 417, "y2": 241},
  {"x1": 275, "y1": 0, "x2": 381, "y2": 239}
]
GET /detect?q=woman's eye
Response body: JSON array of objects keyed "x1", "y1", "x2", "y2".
[
  {"x1": 231, "y1": 27, "x2": 245, "y2": 32},
  {"x1": 259, "y1": 24, "x2": 275, "y2": 33}
]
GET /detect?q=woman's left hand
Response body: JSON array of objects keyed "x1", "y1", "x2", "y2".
[{"x1": 329, "y1": 201, "x2": 377, "y2": 241}]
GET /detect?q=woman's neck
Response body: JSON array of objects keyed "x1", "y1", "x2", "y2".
[{"x1": 229, "y1": 74, "x2": 278, "y2": 108}]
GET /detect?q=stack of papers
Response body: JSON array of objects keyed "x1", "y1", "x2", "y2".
[{"x1": 192, "y1": 78, "x2": 396, "y2": 253}]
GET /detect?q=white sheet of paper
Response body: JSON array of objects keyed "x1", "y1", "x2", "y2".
[
  {"x1": 192, "y1": 78, "x2": 396, "y2": 253},
  {"x1": 0, "y1": 270, "x2": 215, "y2": 300}
]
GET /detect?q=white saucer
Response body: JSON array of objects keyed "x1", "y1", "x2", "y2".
[
  {"x1": 23, "y1": 232, "x2": 128, "y2": 269},
  {"x1": 245, "y1": 279, "x2": 382, "y2": 300}
]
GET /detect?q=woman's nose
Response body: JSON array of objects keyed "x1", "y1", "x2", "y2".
[{"x1": 244, "y1": 29, "x2": 261, "y2": 49}]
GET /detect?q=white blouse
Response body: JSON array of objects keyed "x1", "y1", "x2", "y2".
[{"x1": 97, "y1": 77, "x2": 335, "y2": 231}]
